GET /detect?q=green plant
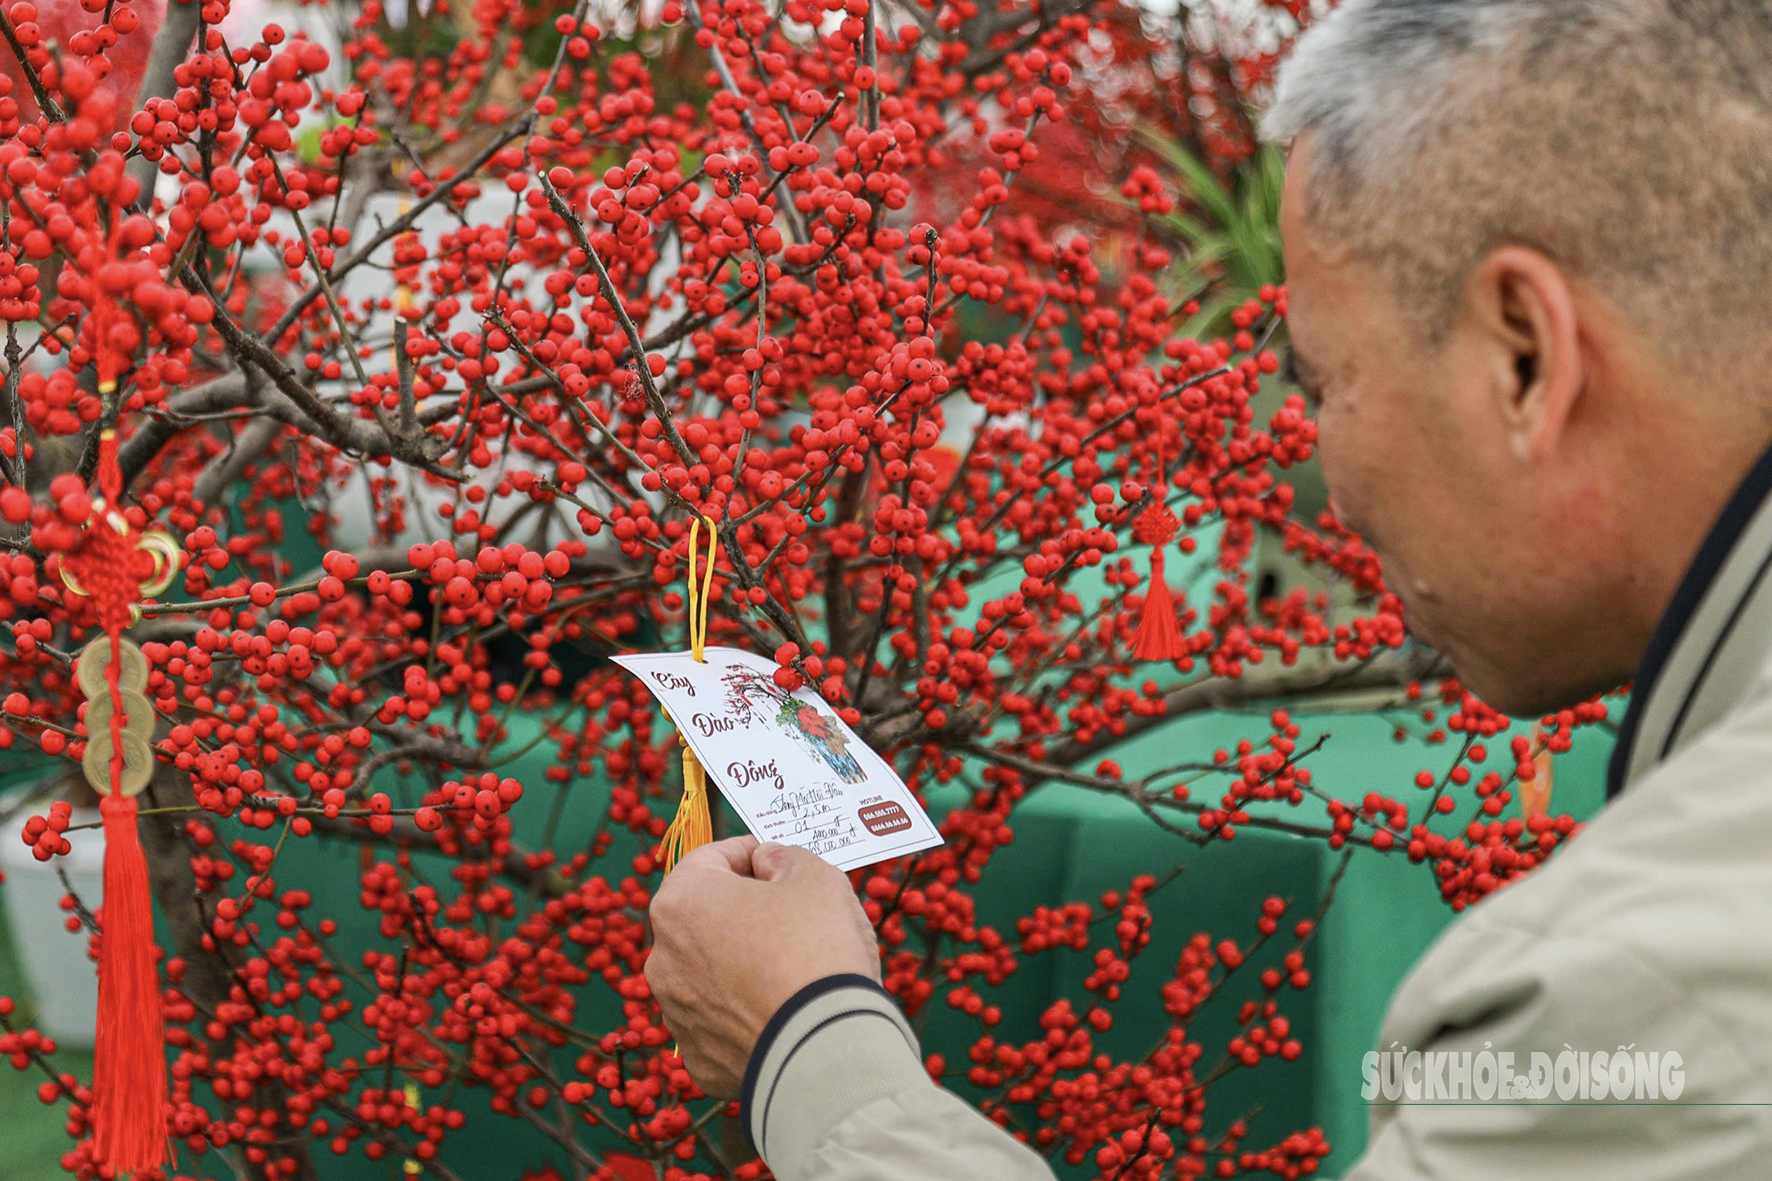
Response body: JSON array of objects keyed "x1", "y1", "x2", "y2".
[{"x1": 1139, "y1": 130, "x2": 1287, "y2": 337}]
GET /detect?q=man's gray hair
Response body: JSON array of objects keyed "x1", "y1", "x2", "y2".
[{"x1": 1263, "y1": 0, "x2": 1772, "y2": 359}]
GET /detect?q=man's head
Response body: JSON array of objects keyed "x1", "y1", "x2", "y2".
[{"x1": 1265, "y1": 0, "x2": 1772, "y2": 715}]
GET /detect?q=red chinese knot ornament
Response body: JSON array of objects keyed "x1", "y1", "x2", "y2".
[
  {"x1": 1130, "y1": 500, "x2": 1186, "y2": 662},
  {"x1": 58, "y1": 426, "x2": 180, "y2": 1174}
]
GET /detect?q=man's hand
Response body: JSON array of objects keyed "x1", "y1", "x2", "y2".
[{"x1": 645, "y1": 837, "x2": 879, "y2": 1098}]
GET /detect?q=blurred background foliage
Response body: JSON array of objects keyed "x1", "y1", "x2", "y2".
[{"x1": 1141, "y1": 131, "x2": 1287, "y2": 340}]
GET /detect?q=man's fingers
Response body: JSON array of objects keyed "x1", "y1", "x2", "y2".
[
  {"x1": 748, "y1": 841, "x2": 793, "y2": 879},
  {"x1": 673, "y1": 835, "x2": 762, "y2": 878},
  {"x1": 750, "y1": 840, "x2": 821, "y2": 880},
  {"x1": 651, "y1": 839, "x2": 761, "y2": 934}
]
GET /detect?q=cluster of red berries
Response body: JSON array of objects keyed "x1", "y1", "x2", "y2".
[{"x1": 0, "y1": 0, "x2": 1620, "y2": 1176}]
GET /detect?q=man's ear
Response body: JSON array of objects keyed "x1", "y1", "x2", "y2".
[{"x1": 1463, "y1": 246, "x2": 1584, "y2": 463}]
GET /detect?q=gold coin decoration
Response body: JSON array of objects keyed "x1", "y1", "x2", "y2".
[
  {"x1": 84, "y1": 688, "x2": 156, "y2": 746},
  {"x1": 75, "y1": 638, "x2": 157, "y2": 797},
  {"x1": 81, "y1": 729, "x2": 154, "y2": 797},
  {"x1": 135, "y1": 531, "x2": 180, "y2": 598},
  {"x1": 75, "y1": 637, "x2": 148, "y2": 700},
  {"x1": 59, "y1": 527, "x2": 179, "y2": 625}
]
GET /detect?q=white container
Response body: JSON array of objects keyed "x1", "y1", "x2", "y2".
[{"x1": 0, "y1": 802, "x2": 103, "y2": 1046}]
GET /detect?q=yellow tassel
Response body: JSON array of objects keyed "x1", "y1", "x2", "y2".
[
  {"x1": 661, "y1": 739, "x2": 714, "y2": 873},
  {"x1": 662, "y1": 515, "x2": 719, "y2": 874}
]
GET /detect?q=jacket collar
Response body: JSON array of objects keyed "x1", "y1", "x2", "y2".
[{"x1": 1608, "y1": 443, "x2": 1772, "y2": 797}]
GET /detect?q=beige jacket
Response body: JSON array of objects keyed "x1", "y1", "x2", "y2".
[{"x1": 742, "y1": 452, "x2": 1772, "y2": 1179}]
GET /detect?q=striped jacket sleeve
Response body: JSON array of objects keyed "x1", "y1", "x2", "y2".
[{"x1": 741, "y1": 975, "x2": 1057, "y2": 1181}]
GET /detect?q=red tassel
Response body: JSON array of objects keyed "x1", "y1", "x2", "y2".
[
  {"x1": 92, "y1": 792, "x2": 166, "y2": 1173},
  {"x1": 1131, "y1": 547, "x2": 1186, "y2": 662}
]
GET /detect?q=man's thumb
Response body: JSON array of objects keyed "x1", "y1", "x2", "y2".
[{"x1": 750, "y1": 841, "x2": 808, "y2": 880}]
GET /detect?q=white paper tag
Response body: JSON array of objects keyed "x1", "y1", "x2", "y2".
[{"x1": 611, "y1": 646, "x2": 944, "y2": 871}]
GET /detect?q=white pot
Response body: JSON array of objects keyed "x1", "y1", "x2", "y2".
[{"x1": 0, "y1": 802, "x2": 103, "y2": 1047}]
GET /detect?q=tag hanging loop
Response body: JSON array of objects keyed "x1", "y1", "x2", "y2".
[{"x1": 660, "y1": 515, "x2": 718, "y2": 873}]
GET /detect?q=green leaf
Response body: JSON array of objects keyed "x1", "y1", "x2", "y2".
[
  {"x1": 1135, "y1": 127, "x2": 1239, "y2": 229},
  {"x1": 1138, "y1": 130, "x2": 1289, "y2": 331}
]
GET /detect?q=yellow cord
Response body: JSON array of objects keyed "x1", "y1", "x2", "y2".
[
  {"x1": 661, "y1": 515, "x2": 718, "y2": 873},
  {"x1": 685, "y1": 514, "x2": 716, "y2": 661}
]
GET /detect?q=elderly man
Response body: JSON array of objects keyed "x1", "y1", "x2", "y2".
[{"x1": 644, "y1": 1, "x2": 1772, "y2": 1176}]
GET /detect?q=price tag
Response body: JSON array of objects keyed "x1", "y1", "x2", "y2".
[{"x1": 613, "y1": 646, "x2": 944, "y2": 871}]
